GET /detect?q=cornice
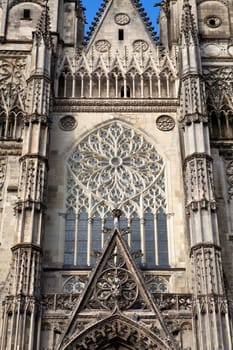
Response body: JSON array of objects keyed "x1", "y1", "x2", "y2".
[{"x1": 53, "y1": 98, "x2": 179, "y2": 113}]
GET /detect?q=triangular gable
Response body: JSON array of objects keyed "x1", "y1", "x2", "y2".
[
  {"x1": 85, "y1": 0, "x2": 158, "y2": 55},
  {"x1": 57, "y1": 215, "x2": 175, "y2": 350},
  {"x1": 127, "y1": 55, "x2": 142, "y2": 74},
  {"x1": 160, "y1": 55, "x2": 177, "y2": 77},
  {"x1": 93, "y1": 56, "x2": 108, "y2": 74},
  {"x1": 110, "y1": 53, "x2": 125, "y2": 73}
]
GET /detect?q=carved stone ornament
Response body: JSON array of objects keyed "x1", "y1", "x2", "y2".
[
  {"x1": 67, "y1": 122, "x2": 165, "y2": 210},
  {"x1": 85, "y1": 244, "x2": 147, "y2": 311},
  {"x1": 143, "y1": 274, "x2": 169, "y2": 293},
  {"x1": 226, "y1": 160, "x2": 233, "y2": 199},
  {"x1": 65, "y1": 316, "x2": 170, "y2": 350},
  {"x1": 205, "y1": 16, "x2": 222, "y2": 28},
  {"x1": 133, "y1": 40, "x2": 149, "y2": 52},
  {"x1": 115, "y1": 13, "x2": 130, "y2": 25},
  {"x1": 0, "y1": 158, "x2": 7, "y2": 201},
  {"x1": 95, "y1": 40, "x2": 111, "y2": 52},
  {"x1": 156, "y1": 115, "x2": 175, "y2": 131},
  {"x1": 63, "y1": 276, "x2": 88, "y2": 293},
  {"x1": 59, "y1": 115, "x2": 77, "y2": 131}
]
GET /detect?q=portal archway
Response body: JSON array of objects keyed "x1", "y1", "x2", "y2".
[
  {"x1": 97, "y1": 340, "x2": 135, "y2": 350},
  {"x1": 63, "y1": 314, "x2": 171, "y2": 350}
]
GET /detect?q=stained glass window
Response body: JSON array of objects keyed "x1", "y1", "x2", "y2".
[{"x1": 64, "y1": 122, "x2": 169, "y2": 268}]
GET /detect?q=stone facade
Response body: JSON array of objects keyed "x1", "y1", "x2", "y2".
[{"x1": 0, "y1": 0, "x2": 232, "y2": 349}]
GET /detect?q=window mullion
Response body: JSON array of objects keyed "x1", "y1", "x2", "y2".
[
  {"x1": 140, "y1": 216, "x2": 146, "y2": 266},
  {"x1": 74, "y1": 211, "x2": 78, "y2": 266},
  {"x1": 87, "y1": 215, "x2": 92, "y2": 266},
  {"x1": 154, "y1": 212, "x2": 158, "y2": 266}
]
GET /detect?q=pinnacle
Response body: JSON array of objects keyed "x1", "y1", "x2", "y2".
[
  {"x1": 35, "y1": 0, "x2": 52, "y2": 46},
  {"x1": 181, "y1": 0, "x2": 197, "y2": 44}
]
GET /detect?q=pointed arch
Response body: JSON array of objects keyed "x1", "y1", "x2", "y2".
[
  {"x1": 64, "y1": 120, "x2": 169, "y2": 268},
  {"x1": 62, "y1": 314, "x2": 171, "y2": 350}
]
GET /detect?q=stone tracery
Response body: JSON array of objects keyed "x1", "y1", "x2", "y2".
[{"x1": 65, "y1": 122, "x2": 168, "y2": 267}]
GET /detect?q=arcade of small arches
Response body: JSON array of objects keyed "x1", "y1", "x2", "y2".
[
  {"x1": 56, "y1": 50, "x2": 178, "y2": 99},
  {"x1": 0, "y1": 108, "x2": 24, "y2": 140},
  {"x1": 57, "y1": 67, "x2": 177, "y2": 99}
]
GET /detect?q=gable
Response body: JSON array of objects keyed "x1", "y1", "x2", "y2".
[
  {"x1": 56, "y1": 215, "x2": 175, "y2": 349},
  {"x1": 86, "y1": 0, "x2": 157, "y2": 56}
]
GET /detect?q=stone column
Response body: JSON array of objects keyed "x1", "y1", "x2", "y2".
[
  {"x1": 0, "y1": 7, "x2": 52, "y2": 350},
  {"x1": 180, "y1": 0, "x2": 231, "y2": 348}
]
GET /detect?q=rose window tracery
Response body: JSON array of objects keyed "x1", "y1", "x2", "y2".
[
  {"x1": 65, "y1": 122, "x2": 168, "y2": 268},
  {"x1": 96, "y1": 268, "x2": 138, "y2": 310},
  {"x1": 67, "y1": 122, "x2": 164, "y2": 207}
]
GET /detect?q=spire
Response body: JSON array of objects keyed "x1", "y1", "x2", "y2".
[
  {"x1": 181, "y1": 0, "x2": 198, "y2": 45},
  {"x1": 35, "y1": 0, "x2": 52, "y2": 47}
]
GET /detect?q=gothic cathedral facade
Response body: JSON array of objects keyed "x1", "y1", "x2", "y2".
[{"x1": 0, "y1": 0, "x2": 232, "y2": 348}]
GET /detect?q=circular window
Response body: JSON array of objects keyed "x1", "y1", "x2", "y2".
[
  {"x1": 59, "y1": 115, "x2": 77, "y2": 131},
  {"x1": 95, "y1": 40, "x2": 111, "y2": 52},
  {"x1": 115, "y1": 13, "x2": 130, "y2": 25},
  {"x1": 206, "y1": 16, "x2": 222, "y2": 28},
  {"x1": 133, "y1": 40, "x2": 149, "y2": 52},
  {"x1": 156, "y1": 115, "x2": 175, "y2": 131}
]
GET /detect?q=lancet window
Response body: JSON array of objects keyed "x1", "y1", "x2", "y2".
[
  {"x1": 64, "y1": 122, "x2": 169, "y2": 268},
  {"x1": 0, "y1": 108, "x2": 24, "y2": 140}
]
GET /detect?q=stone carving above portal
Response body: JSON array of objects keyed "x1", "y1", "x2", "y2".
[
  {"x1": 63, "y1": 316, "x2": 170, "y2": 350},
  {"x1": 95, "y1": 268, "x2": 138, "y2": 310},
  {"x1": 156, "y1": 115, "x2": 175, "y2": 131},
  {"x1": 86, "y1": 243, "x2": 148, "y2": 311},
  {"x1": 115, "y1": 13, "x2": 130, "y2": 25}
]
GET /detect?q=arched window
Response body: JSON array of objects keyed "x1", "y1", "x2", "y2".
[
  {"x1": 0, "y1": 109, "x2": 24, "y2": 140},
  {"x1": 65, "y1": 122, "x2": 169, "y2": 268}
]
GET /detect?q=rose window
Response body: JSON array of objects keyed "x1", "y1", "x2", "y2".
[
  {"x1": 68, "y1": 122, "x2": 164, "y2": 206},
  {"x1": 65, "y1": 122, "x2": 169, "y2": 269}
]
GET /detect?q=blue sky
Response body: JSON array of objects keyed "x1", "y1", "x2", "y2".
[{"x1": 82, "y1": 0, "x2": 160, "y2": 33}]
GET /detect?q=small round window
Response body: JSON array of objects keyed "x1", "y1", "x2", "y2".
[{"x1": 206, "y1": 16, "x2": 222, "y2": 28}]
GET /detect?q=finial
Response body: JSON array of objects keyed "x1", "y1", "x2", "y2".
[{"x1": 112, "y1": 209, "x2": 122, "y2": 228}]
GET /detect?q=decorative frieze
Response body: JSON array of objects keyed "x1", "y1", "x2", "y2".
[{"x1": 54, "y1": 98, "x2": 179, "y2": 113}]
